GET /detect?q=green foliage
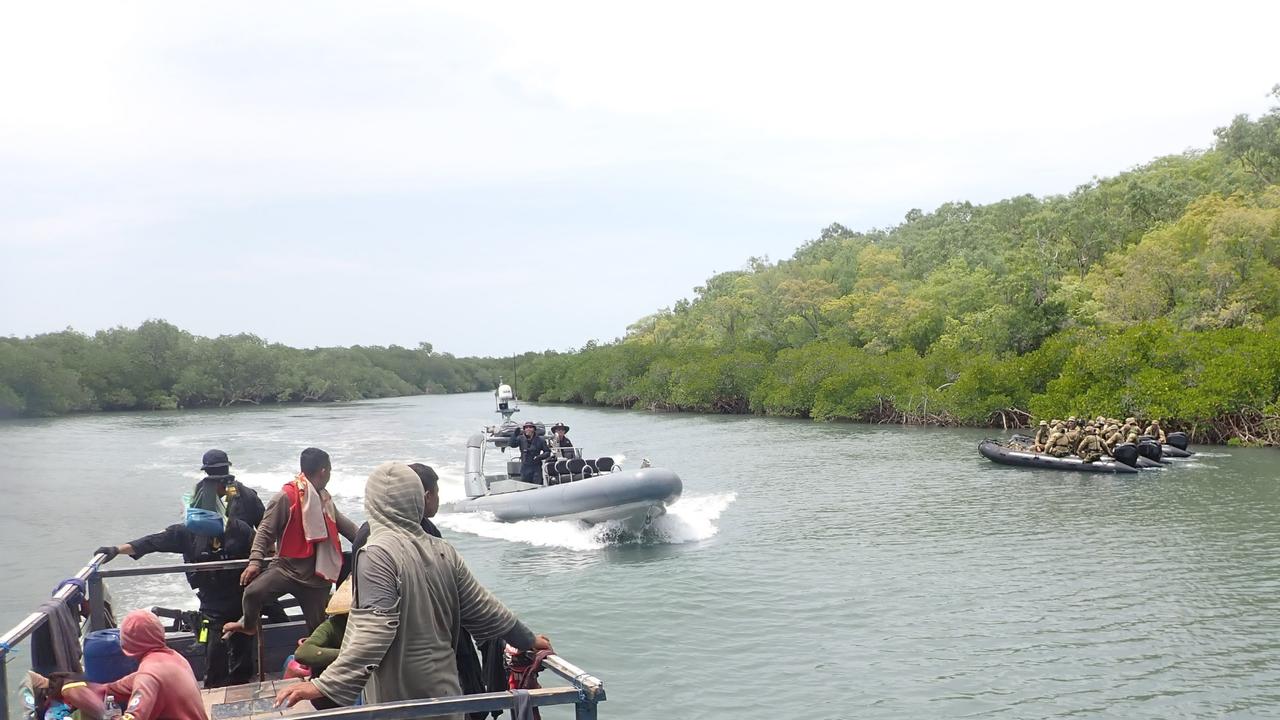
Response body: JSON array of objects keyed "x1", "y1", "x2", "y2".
[
  {"x1": 1215, "y1": 85, "x2": 1280, "y2": 185},
  {"x1": 0, "y1": 321, "x2": 511, "y2": 416},
  {"x1": 514, "y1": 91, "x2": 1280, "y2": 442},
  {"x1": 9, "y1": 92, "x2": 1280, "y2": 443}
]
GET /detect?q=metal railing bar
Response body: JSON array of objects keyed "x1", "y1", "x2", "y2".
[
  {"x1": 285, "y1": 687, "x2": 582, "y2": 720},
  {"x1": 0, "y1": 553, "x2": 104, "y2": 657},
  {"x1": 3, "y1": 555, "x2": 609, "y2": 720},
  {"x1": 544, "y1": 655, "x2": 606, "y2": 700},
  {"x1": 96, "y1": 557, "x2": 268, "y2": 578}
]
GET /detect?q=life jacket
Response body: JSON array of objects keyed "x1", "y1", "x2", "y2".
[{"x1": 278, "y1": 476, "x2": 341, "y2": 561}]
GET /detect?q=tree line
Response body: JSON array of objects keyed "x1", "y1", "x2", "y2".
[
  {"x1": 0, "y1": 321, "x2": 517, "y2": 416},
  {"x1": 6, "y1": 89, "x2": 1280, "y2": 444},
  {"x1": 514, "y1": 87, "x2": 1280, "y2": 445}
]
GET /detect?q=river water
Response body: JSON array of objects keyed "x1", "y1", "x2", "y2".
[{"x1": 2, "y1": 393, "x2": 1278, "y2": 719}]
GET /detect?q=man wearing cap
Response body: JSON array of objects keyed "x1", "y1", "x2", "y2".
[
  {"x1": 1143, "y1": 419, "x2": 1167, "y2": 444},
  {"x1": 90, "y1": 449, "x2": 268, "y2": 687},
  {"x1": 508, "y1": 421, "x2": 551, "y2": 484},
  {"x1": 1032, "y1": 420, "x2": 1051, "y2": 452},
  {"x1": 548, "y1": 422, "x2": 575, "y2": 460},
  {"x1": 1075, "y1": 424, "x2": 1108, "y2": 462},
  {"x1": 192, "y1": 449, "x2": 265, "y2": 529}
]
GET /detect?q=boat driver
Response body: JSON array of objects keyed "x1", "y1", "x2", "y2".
[{"x1": 508, "y1": 420, "x2": 551, "y2": 484}]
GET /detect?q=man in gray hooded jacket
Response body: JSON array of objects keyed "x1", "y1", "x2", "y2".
[{"x1": 275, "y1": 462, "x2": 549, "y2": 712}]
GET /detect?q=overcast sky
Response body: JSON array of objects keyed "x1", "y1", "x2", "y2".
[{"x1": 2, "y1": 2, "x2": 1277, "y2": 357}]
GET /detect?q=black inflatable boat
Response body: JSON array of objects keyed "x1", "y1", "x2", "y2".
[{"x1": 979, "y1": 439, "x2": 1139, "y2": 473}]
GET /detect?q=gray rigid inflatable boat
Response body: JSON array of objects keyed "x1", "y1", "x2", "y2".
[{"x1": 441, "y1": 432, "x2": 684, "y2": 530}]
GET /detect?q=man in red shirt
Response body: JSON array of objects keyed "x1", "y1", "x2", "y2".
[{"x1": 225, "y1": 448, "x2": 358, "y2": 637}]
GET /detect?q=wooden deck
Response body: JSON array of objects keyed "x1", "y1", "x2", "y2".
[{"x1": 201, "y1": 679, "x2": 316, "y2": 720}]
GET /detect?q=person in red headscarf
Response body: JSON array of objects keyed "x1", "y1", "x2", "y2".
[{"x1": 56, "y1": 610, "x2": 207, "y2": 720}]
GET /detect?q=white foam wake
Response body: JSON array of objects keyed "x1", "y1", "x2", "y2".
[
  {"x1": 647, "y1": 492, "x2": 736, "y2": 543},
  {"x1": 435, "y1": 492, "x2": 736, "y2": 550}
]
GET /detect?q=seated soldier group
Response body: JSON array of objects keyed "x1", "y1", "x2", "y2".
[{"x1": 1030, "y1": 416, "x2": 1169, "y2": 463}]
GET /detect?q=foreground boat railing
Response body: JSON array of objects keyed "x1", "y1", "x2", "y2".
[{"x1": 0, "y1": 556, "x2": 606, "y2": 720}]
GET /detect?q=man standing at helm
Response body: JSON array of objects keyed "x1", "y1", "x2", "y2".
[
  {"x1": 508, "y1": 421, "x2": 551, "y2": 484},
  {"x1": 274, "y1": 462, "x2": 551, "y2": 711}
]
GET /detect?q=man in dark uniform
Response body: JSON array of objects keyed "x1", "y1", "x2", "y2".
[
  {"x1": 93, "y1": 449, "x2": 282, "y2": 686},
  {"x1": 192, "y1": 449, "x2": 266, "y2": 529},
  {"x1": 94, "y1": 517, "x2": 259, "y2": 687},
  {"x1": 508, "y1": 421, "x2": 551, "y2": 484}
]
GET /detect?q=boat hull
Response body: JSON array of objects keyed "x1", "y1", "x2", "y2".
[
  {"x1": 979, "y1": 440, "x2": 1139, "y2": 473},
  {"x1": 442, "y1": 467, "x2": 683, "y2": 530}
]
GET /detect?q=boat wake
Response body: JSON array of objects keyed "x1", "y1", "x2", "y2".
[{"x1": 436, "y1": 492, "x2": 736, "y2": 551}]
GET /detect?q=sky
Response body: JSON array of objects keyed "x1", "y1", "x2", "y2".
[{"x1": 2, "y1": 1, "x2": 1278, "y2": 357}]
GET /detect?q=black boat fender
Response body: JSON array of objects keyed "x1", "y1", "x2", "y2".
[
  {"x1": 1110, "y1": 442, "x2": 1140, "y2": 468},
  {"x1": 1136, "y1": 440, "x2": 1165, "y2": 463}
]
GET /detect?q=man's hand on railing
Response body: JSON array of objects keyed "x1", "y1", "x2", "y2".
[{"x1": 95, "y1": 546, "x2": 119, "y2": 562}]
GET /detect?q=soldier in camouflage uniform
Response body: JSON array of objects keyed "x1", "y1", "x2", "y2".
[
  {"x1": 1121, "y1": 417, "x2": 1138, "y2": 438},
  {"x1": 1064, "y1": 419, "x2": 1083, "y2": 450},
  {"x1": 1032, "y1": 420, "x2": 1051, "y2": 451},
  {"x1": 1144, "y1": 419, "x2": 1167, "y2": 444},
  {"x1": 1076, "y1": 425, "x2": 1107, "y2": 462},
  {"x1": 1045, "y1": 427, "x2": 1073, "y2": 458},
  {"x1": 1103, "y1": 424, "x2": 1124, "y2": 449}
]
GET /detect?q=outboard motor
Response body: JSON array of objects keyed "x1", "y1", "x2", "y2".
[
  {"x1": 464, "y1": 433, "x2": 489, "y2": 498},
  {"x1": 1111, "y1": 442, "x2": 1140, "y2": 468},
  {"x1": 1137, "y1": 439, "x2": 1163, "y2": 463},
  {"x1": 1166, "y1": 431, "x2": 1189, "y2": 451}
]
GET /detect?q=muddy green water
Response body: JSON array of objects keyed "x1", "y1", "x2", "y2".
[{"x1": 2, "y1": 393, "x2": 1278, "y2": 719}]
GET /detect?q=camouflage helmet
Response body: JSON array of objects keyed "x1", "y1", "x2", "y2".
[
  {"x1": 1068, "y1": 416, "x2": 1077, "y2": 422},
  {"x1": 1151, "y1": 418, "x2": 1161, "y2": 425},
  {"x1": 1038, "y1": 420, "x2": 1048, "y2": 426},
  {"x1": 1051, "y1": 419, "x2": 1061, "y2": 425},
  {"x1": 1086, "y1": 425, "x2": 1097, "y2": 434},
  {"x1": 1126, "y1": 417, "x2": 1137, "y2": 424}
]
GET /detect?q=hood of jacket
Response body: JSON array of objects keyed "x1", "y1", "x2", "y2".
[
  {"x1": 120, "y1": 610, "x2": 168, "y2": 658},
  {"x1": 364, "y1": 462, "x2": 427, "y2": 539}
]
